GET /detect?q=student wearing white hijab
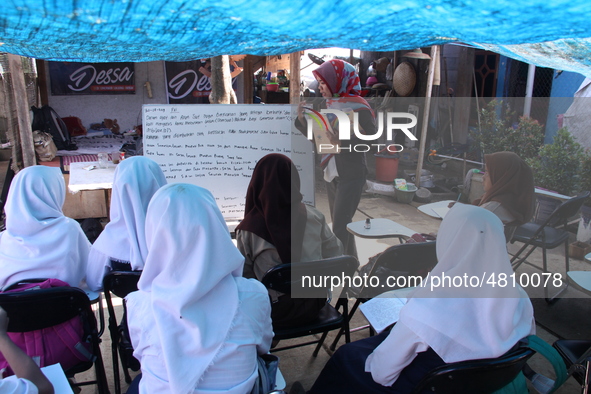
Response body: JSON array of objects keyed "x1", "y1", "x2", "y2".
[
  {"x1": 0, "y1": 166, "x2": 90, "y2": 289},
  {"x1": 86, "y1": 156, "x2": 166, "y2": 291},
  {"x1": 126, "y1": 184, "x2": 273, "y2": 394},
  {"x1": 308, "y1": 204, "x2": 535, "y2": 393}
]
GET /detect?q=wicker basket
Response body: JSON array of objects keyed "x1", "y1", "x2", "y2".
[{"x1": 393, "y1": 61, "x2": 416, "y2": 97}]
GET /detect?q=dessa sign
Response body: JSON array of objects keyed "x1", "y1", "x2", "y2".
[
  {"x1": 48, "y1": 62, "x2": 135, "y2": 95},
  {"x1": 305, "y1": 109, "x2": 417, "y2": 153}
]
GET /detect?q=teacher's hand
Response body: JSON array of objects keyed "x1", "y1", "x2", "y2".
[{"x1": 297, "y1": 101, "x2": 307, "y2": 125}]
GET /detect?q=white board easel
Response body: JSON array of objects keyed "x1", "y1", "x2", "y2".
[{"x1": 143, "y1": 104, "x2": 314, "y2": 219}]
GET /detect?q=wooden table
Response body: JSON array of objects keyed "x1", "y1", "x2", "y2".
[
  {"x1": 347, "y1": 218, "x2": 416, "y2": 243},
  {"x1": 67, "y1": 161, "x2": 117, "y2": 219}
]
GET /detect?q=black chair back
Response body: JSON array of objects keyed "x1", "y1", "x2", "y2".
[
  {"x1": 103, "y1": 270, "x2": 141, "y2": 299},
  {"x1": 545, "y1": 191, "x2": 590, "y2": 228},
  {"x1": 262, "y1": 255, "x2": 359, "y2": 298},
  {"x1": 412, "y1": 346, "x2": 535, "y2": 394},
  {"x1": 1, "y1": 286, "x2": 89, "y2": 332},
  {"x1": 261, "y1": 256, "x2": 359, "y2": 357},
  {"x1": 359, "y1": 241, "x2": 437, "y2": 299}
]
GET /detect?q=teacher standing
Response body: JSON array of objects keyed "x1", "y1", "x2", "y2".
[{"x1": 297, "y1": 59, "x2": 375, "y2": 258}]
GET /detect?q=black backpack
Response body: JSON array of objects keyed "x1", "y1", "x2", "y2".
[{"x1": 31, "y1": 105, "x2": 77, "y2": 151}]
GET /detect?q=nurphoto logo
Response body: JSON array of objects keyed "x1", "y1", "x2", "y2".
[{"x1": 305, "y1": 109, "x2": 418, "y2": 153}]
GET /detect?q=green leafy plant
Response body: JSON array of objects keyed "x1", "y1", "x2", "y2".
[
  {"x1": 471, "y1": 100, "x2": 513, "y2": 156},
  {"x1": 470, "y1": 100, "x2": 544, "y2": 162},
  {"x1": 527, "y1": 128, "x2": 585, "y2": 196},
  {"x1": 506, "y1": 116, "x2": 546, "y2": 162}
]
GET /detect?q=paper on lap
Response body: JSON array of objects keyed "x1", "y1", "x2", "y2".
[
  {"x1": 360, "y1": 287, "x2": 415, "y2": 333},
  {"x1": 41, "y1": 363, "x2": 74, "y2": 394}
]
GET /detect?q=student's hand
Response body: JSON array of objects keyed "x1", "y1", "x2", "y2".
[
  {"x1": 0, "y1": 307, "x2": 8, "y2": 335},
  {"x1": 448, "y1": 201, "x2": 457, "y2": 208}
]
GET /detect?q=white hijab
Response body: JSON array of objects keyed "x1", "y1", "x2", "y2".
[
  {"x1": 399, "y1": 203, "x2": 535, "y2": 363},
  {"x1": 126, "y1": 184, "x2": 244, "y2": 394},
  {"x1": 91, "y1": 156, "x2": 166, "y2": 269},
  {"x1": 0, "y1": 165, "x2": 90, "y2": 289}
]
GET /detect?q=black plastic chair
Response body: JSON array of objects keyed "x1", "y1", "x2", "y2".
[
  {"x1": 103, "y1": 270, "x2": 142, "y2": 394},
  {"x1": 0, "y1": 286, "x2": 110, "y2": 393},
  {"x1": 261, "y1": 255, "x2": 358, "y2": 357},
  {"x1": 553, "y1": 339, "x2": 591, "y2": 393},
  {"x1": 330, "y1": 241, "x2": 438, "y2": 350},
  {"x1": 411, "y1": 346, "x2": 535, "y2": 394},
  {"x1": 510, "y1": 191, "x2": 590, "y2": 301}
]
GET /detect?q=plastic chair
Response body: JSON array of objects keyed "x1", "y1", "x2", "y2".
[
  {"x1": 553, "y1": 339, "x2": 591, "y2": 393},
  {"x1": 103, "y1": 270, "x2": 142, "y2": 394},
  {"x1": 411, "y1": 346, "x2": 535, "y2": 394},
  {"x1": 261, "y1": 255, "x2": 358, "y2": 357},
  {"x1": 510, "y1": 191, "x2": 590, "y2": 301},
  {"x1": 0, "y1": 286, "x2": 110, "y2": 393},
  {"x1": 330, "y1": 241, "x2": 437, "y2": 350}
]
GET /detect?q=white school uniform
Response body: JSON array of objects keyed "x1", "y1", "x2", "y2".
[{"x1": 366, "y1": 204, "x2": 535, "y2": 386}]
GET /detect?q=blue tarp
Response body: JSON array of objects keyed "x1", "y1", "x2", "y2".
[{"x1": 2, "y1": 1, "x2": 591, "y2": 76}]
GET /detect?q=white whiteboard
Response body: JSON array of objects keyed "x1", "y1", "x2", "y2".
[{"x1": 143, "y1": 104, "x2": 314, "y2": 219}]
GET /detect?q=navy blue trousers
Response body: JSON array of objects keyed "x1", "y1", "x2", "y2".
[{"x1": 309, "y1": 330, "x2": 445, "y2": 394}]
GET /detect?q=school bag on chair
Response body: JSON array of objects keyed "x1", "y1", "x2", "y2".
[
  {"x1": 0, "y1": 278, "x2": 93, "y2": 376},
  {"x1": 31, "y1": 105, "x2": 78, "y2": 151}
]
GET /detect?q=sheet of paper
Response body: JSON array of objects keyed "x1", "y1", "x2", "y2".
[
  {"x1": 41, "y1": 363, "x2": 74, "y2": 394},
  {"x1": 432, "y1": 206, "x2": 450, "y2": 219},
  {"x1": 360, "y1": 296, "x2": 407, "y2": 333}
]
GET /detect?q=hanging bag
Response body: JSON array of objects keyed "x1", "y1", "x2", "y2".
[
  {"x1": 250, "y1": 353, "x2": 279, "y2": 394},
  {"x1": 32, "y1": 130, "x2": 57, "y2": 162},
  {"x1": 493, "y1": 335, "x2": 567, "y2": 394}
]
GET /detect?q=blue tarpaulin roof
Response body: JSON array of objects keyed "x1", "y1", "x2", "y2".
[{"x1": 2, "y1": 0, "x2": 591, "y2": 76}]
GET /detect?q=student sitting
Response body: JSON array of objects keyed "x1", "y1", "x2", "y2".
[
  {"x1": 86, "y1": 156, "x2": 166, "y2": 291},
  {"x1": 473, "y1": 151, "x2": 535, "y2": 241},
  {"x1": 308, "y1": 204, "x2": 535, "y2": 393},
  {"x1": 126, "y1": 184, "x2": 273, "y2": 394},
  {"x1": 0, "y1": 306, "x2": 53, "y2": 394},
  {"x1": 0, "y1": 166, "x2": 90, "y2": 290},
  {"x1": 235, "y1": 153, "x2": 343, "y2": 329}
]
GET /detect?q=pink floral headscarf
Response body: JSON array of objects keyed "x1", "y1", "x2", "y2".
[
  {"x1": 312, "y1": 59, "x2": 372, "y2": 114},
  {"x1": 313, "y1": 59, "x2": 362, "y2": 97}
]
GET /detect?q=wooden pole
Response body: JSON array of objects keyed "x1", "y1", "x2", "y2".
[
  {"x1": 414, "y1": 45, "x2": 439, "y2": 188},
  {"x1": 289, "y1": 51, "x2": 301, "y2": 104},
  {"x1": 7, "y1": 54, "x2": 36, "y2": 168},
  {"x1": 243, "y1": 56, "x2": 254, "y2": 104},
  {"x1": 35, "y1": 59, "x2": 48, "y2": 106}
]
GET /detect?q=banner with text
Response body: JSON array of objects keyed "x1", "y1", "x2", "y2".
[{"x1": 48, "y1": 62, "x2": 135, "y2": 95}]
